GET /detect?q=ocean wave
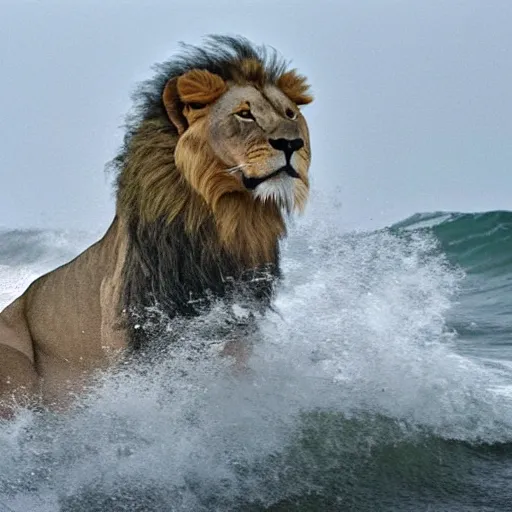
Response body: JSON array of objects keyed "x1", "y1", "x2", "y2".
[
  {"x1": 391, "y1": 210, "x2": 512, "y2": 275},
  {"x1": 0, "y1": 212, "x2": 512, "y2": 510},
  {"x1": 390, "y1": 211, "x2": 512, "y2": 361},
  {"x1": 0, "y1": 228, "x2": 98, "y2": 267}
]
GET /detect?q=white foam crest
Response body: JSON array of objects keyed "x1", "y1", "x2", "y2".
[{"x1": 273, "y1": 224, "x2": 512, "y2": 439}]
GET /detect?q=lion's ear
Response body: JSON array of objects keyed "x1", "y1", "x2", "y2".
[
  {"x1": 163, "y1": 71, "x2": 227, "y2": 134},
  {"x1": 277, "y1": 70, "x2": 313, "y2": 106},
  {"x1": 163, "y1": 77, "x2": 187, "y2": 135},
  {"x1": 177, "y1": 69, "x2": 227, "y2": 106}
]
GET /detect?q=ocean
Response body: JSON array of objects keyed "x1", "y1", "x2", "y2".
[{"x1": 0, "y1": 210, "x2": 511, "y2": 511}]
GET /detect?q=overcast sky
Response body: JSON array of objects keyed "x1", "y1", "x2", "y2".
[{"x1": 0, "y1": 0, "x2": 510, "y2": 232}]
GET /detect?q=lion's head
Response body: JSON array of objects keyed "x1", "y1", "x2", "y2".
[
  {"x1": 116, "y1": 36, "x2": 312, "y2": 259},
  {"x1": 113, "y1": 36, "x2": 313, "y2": 344},
  {"x1": 166, "y1": 62, "x2": 312, "y2": 215}
]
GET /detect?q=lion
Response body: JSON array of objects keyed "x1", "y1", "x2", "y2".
[{"x1": 0, "y1": 35, "x2": 313, "y2": 410}]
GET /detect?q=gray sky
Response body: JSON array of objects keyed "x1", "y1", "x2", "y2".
[{"x1": 0, "y1": 0, "x2": 511, "y2": 232}]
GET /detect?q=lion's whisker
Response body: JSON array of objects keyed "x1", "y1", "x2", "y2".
[{"x1": 226, "y1": 163, "x2": 253, "y2": 174}]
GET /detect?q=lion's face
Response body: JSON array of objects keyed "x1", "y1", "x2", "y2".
[
  {"x1": 163, "y1": 66, "x2": 312, "y2": 213},
  {"x1": 208, "y1": 83, "x2": 311, "y2": 212}
]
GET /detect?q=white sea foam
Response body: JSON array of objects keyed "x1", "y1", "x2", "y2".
[{"x1": 1, "y1": 209, "x2": 512, "y2": 510}]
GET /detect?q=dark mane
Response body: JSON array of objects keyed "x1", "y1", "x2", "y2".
[{"x1": 123, "y1": 216, "x2": 280, "y2": 351}]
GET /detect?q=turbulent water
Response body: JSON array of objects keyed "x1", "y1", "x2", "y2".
[{"x1": 0, "y1": 210, "x2": 511, "y2": 511}]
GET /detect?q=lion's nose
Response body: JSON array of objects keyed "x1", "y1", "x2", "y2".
[{"x1": 268, "y1": 138, "x2": 304, "y2": 159}]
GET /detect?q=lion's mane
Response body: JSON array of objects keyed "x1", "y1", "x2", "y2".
[{"x1": 110, "y1": 36, "x2": 307, "y2": 349}]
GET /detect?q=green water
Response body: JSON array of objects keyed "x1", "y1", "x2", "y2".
[{"x1": 396, "y1": 212, "x2": 512, "y2": 362}]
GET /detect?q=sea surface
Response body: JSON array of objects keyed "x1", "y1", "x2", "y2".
[{"x1": 0, "y1": 210, "x2": 511, "y2": 511}]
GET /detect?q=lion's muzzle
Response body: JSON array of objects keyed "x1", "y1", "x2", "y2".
[
  {"x1": 242, "y1": 164, "x2": 299, "y2": 190},
  {"x1": 242, "y1": 137, "x2": 304, "y2": 190}
]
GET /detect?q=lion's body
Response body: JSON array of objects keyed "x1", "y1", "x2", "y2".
[
  {"x1": 0, "y1": 221, "x2": 127, "y2": 405},
  {"x1": 0, "y1": 36, "x2": 312, "y2": 409}
]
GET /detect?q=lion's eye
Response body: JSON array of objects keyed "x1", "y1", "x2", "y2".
[
  {"x1": 285, "y1": 108, "x2": 297, "y2": 120},
  {"x1": 235, "y1": 109, "x2": 255, "y2": 121},
  {"x1": 188, "y1": 102, "x2": 206, "y2": 110}
]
